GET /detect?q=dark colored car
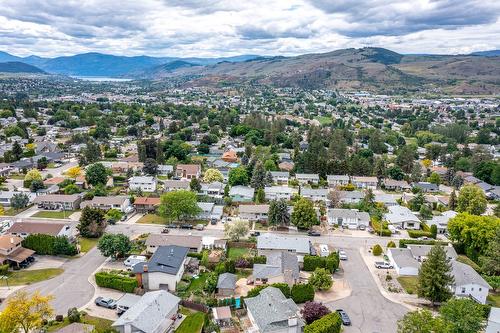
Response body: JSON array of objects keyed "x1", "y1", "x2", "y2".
[
  {"x1": 250, "y1": 231, "x2": 260, "y2": 237},
  {"x1": 336, "y1": 309, "x2": 351, "y2": 326},
  {"x1": 210, "y1": 219, "x2": 217, "y2": 225},
  {"x1": 308, "y1": 230, "x2": 321, "y2": 236},
  {"x1": 165, "y1": 224, "x2": 178, "y2": 228},
  {"x1": 180, "y1": 224, "x2": 193, "y2": 229},
  {"x1": 161, "y1": 228, "x2": 170, "y2": 234},
  {"x1": 95, "y1": 297, "x2": 117, "y2": 309}
]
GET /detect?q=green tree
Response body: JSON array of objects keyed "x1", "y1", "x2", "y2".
[
  {"x1": 268, "y1": 199, "x2": 290, "y2": 227},
  {"x1": 291, "y1": 198, "x2": 319, "y2": 230},
  {"x1": 142, "y1": 158, "x2": 158, "y2": 176},
  {"x1": 85, "y1": 163, "x2": 109, "y2": 186},
  {"x1": 11, "y1": 193, "x2": 29, "y2": 211},
  {"x1": 203, "y1": 168, "x2": 224, "y2": 183},
  {"x1": 228, "y1": 167, "x2": 249, "y2": 186},
  {"x1": 224, "y1": 219, "x2": 249, "y2": 241},
  {"x1": 449, "y1": 190, "x2": 457, "y2": 210},
  {"x1": 428, "y1": 172, "x2": 441, "y2": 185},
  {"x1": 77, "y1": 207, "x2": 107, "y2": 238},
  {"x1": 479, "y1": 228, "x2": 500, "y2": 275},
  {"x1": 97, "y1": 233, "x2": 132, "y2": 259},
  {"x1": 308, "y1": 268, "x2": 333, "y2": 291},
  {"x1": 254, "y1": 188, "x2": 265, "y2": 203},
  {"x1": 36, "y1": 157, "x2": 48, "y2": 170},
  {"x1": 64, "y1": 183, "x2": 81, "y2": 195},
  {"x1": 417, "y1": 245, "x2": 454, "y2": 305},
  {"x1": 250, "y1": 161, "x2": 267, "y2": 190},
  {"x1": 29, "y1": 179, "x2": 45, "y2": 193},
  {"x1": 396, "y1": 145, "x2": 416, "y2": 173},
  {"x1": 24, "y1": 169, "x2": 42, "y2": 188},
  {"x1": 456, "y1": 185, "x2": 487, "y2": 215},
  {"x1": 440, "y1": 298, "x2": 485, "y2": 333},
  {"x1": 189, "y1": 177, "x2": 201, "y2": 192},
  {"x1": 397, "y1": 309, "x2": 448, "y2": 333},
  {"x1": 158, "y1": 190, "x2": 201, "y2": 222},
  {"x1": 372, "y1": 244, "x2": 383, "y2": 256}
]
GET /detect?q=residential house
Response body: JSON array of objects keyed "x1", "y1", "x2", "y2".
[
  {"x1": 257, "y1": 233, "x2": 311, "y2": 262},
  {"x1": 244, "y1": 287, "x2": 305, "y2": 333},
  {"x1": 301, "y1": 188, "x2": 328, "y2": 203},
  {"x1": 338, "y1": 190, "x2": 364, "y2": 204},
  {"x1": 229, "y1": 185, "x2": 254, "y2": 202},
  {"x1": 81, "y1": 196, "x2": 130, "y2": 212},
  {"x1": 6, "y1": 220, "x2": 71, "y2": 238},
  {"x1": 33, "y1": 194, "x2": 81, "y2": 210},
  {"x1": 145, "y1": 234, "x2": 203, "y2": 253},
  {"x1": 264, "y1": 186, "x2": 298, "y2": 201},
  {"x1": 239, "y1": 204, "x2": 269, "y2": 222},
  {"x1": 352, "y1": 176, "x2": 378, "y2": 190},
  {"x1": 327, "y1": 209, "x2": 370, "y2": 229},
  {"x1": 222, "y1": 150, "x2": 238, "y2": 162},
  {"x1": 112, "y1": 290, "x2": 180, "y2": 333},
  {"x1": 413, "y1": 182, "x2": 439, "y2": 193},
  {"x1": 374, "y1": 194, "x2": 400, "y2": 207},
  {"x1": 269, "y1": 171, "x2": 290, "y2": 185},
  {"x1": 133, "y1": 245, "x2": 188, "y2": 291},
  {"x1": 407, "y1": 244, "x2": 457, "y2": 262},
  {"x1": 427, "y1": 211, "x2": 458, "y2": 234},
  {"x1": 295, "y1": 173, "x2": 319, "y2": 185},
  {"x1": 452, "y1": 261, "x2": 491, "y2": 304},
  {"x1": 278, "y1": 161, "x2": 294, "y2": 172},
  {"x1": 383, "y1": 179, "x2": 411, "y2": 192},
  {"x1": 384, "y1": 205, "x2": 421, "y2": 230},
  {"x1": 163, "y1": 180, "x2": 190, "y2": 192},
  {"x1": 0, "y1": 235, "x2": 35, "y2": 268},
  {"x1": 0, "y1": 191, "x2": 36, "y2": 207},
  {"x1": 0, "y1": 163, "x2": 12, "y2": 176},
  {"x1": 157, "y1": 164, "x2": 174, "y2": 176},
  {"x1": 327, "y1": 175, "x2": 350, "y2": 188},
  {"x1": 134, "y1": 197, "x2": 161, "y2": 213},
  {"x1": 252, "y1": 251, "x2": 300, "y2": 286},
  {"x1": 200, "y1": 182, "x2": 224, "y2": 199},
  {"x1": 217, "y1": 273, "x2": 237, "y2": 296},
  {"x1": 212, "y1": 306, "x2": 232, "y2": 327},
  {"x1": 202, "y1": 237, "x2": 227, "y2": 250},
  {"x1": 129, "y1": 176, "x2": 157, "y2": 192},
  {"x1": 387, "y1": 248, "x2": 420, "y2": 276},
  {"x1": 175, "y1": 164, "x2": 201, "y2": 180}
]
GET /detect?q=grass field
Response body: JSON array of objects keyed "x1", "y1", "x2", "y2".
[
  {"x1": 31, "y1": 210, "x2": 76, "y2": 219},
  {"x1": 488, "y1": 294, "x2": 500, "y2": 307},
  {"x1": 137, "y1": 214, "x2": 166, "y2": 224},
  {"x1": 4, "y1": 268, "x2": 64, "y2": 286},
  {"x1": 79, "y1": 237, "x2": 100, "y2": 253},
  {"x1": 3, "y1": 205, "x2": 33, "y2": 216},
  {"x1": 227, "y1": 247, "x2": 251, "y2": 260},
  {"x1": 175, "y1": 312, "x2": 205, "y2": 333},
  {"x1": 46, "y1": 315, "x2": 116, "y2": 332},
  {"x1": 187, "y1": 273, "x2": 208, "y2": 293},
  {"x1": 397, "y1": 276, "x2": 419, "y2": 294},
  {"x1": 314, "y1": 116, "x2": 333, "y2": 126}
]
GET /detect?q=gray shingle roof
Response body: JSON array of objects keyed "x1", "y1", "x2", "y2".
[
  {"x1": 133, "y1": 245, "x2": 188, "y2": 275},
  {"x1": 389, "y1": 248, "x2": 419, "y2": 269},
  {"x1": 217, "y1": 273, "x2": 237, "y2": 289},
  {"x1": 452, "y1": 261, "x2": 490, "y2": 288},
  {"x1": 257, "y1": 233, "x2": 310, "y2": 254}
]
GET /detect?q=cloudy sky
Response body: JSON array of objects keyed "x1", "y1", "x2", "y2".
[{"x1": 1, "y1": 0, "x2": 499, "y2": 58}]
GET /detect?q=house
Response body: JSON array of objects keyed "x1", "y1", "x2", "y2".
[
  {"x1": 0, "y1": 235, "x2": 35, "y2": 268},
  {"x1": 54, "y1": 323, "x2": 94, "y2": 333},
  {"x1": 278, "y1": 161, "x2": 294, "y2": 172},
  {"x1": 327, "y1": 175, "x2": 350, "y2": 188},
  {"x1": 145, "y1": 234, "x2": 203, "y2": 253},
  {"x1": 163, "y1": 180, "x2": 190, "y2": 192},
  {"x1": 6, "y1": 220, "x2": 71, "y2": 238},
  {"x1": 384, "y1": 205, "x2": 421, "y2": 230},
  {"x1": 352, "y1": 176, "x2": 378, "y2": 189},
  {"x1": 300, "y1": 188, "x2": 328, "y2": 203},
  {"x1": 157, "y1": 164, "x2": 174, "y2": 175},
  {"x1": 327, "y1": 209, "x2": 370, "y2": 229},
  {"x1": 133, "y1": 197, "x2": 161, "y2": 213},
  {"x1": 407, "y1": 244, "x2": 457, "y2": 262},
  {"x1": 244, "y1": 287, "x2": 304, "y2": 333},
  {"x1": 413, "y1": 182, "x2": 439, "y2": 193},
  {"x1": 295, "y1": 173, "x2": 319, "y2": 185},
  {"x1": 112, "y1": 290, "x2": 180, "y2": 333},
  {"x1": 81, "y1": 196, "x2": 130, "y2": 212},
  {"x1": 33, "y1": 194, "x2": 81, "y2": 210},
  {"x1": 129, "y1": 176, "x2": 157, "y2": 192},
  {"x1": 427, "y1": 211, "x2": 458, "y2": 234},
  {"x1": 238, "y1": 204, "x2": 269, "y2": 221},
  {"x1": 0, "y1": 163, "x2": 12, "y2": 176},
  {"x1": 338, "y1": 190, "x2": 364, "y2": 204},
  {"x1": 269, "y1": 171, "x2": 290, "y2": 185},
  {"x1": 485, "y1": 307, "x2": 500, "y2": 333},
  {"x1": 222, "y1": 150, "x2": 238, "y2": 162},
  {"x1": 133, "y1": 245, "x2": 188, "y2": 291},
  {"x1": 175, "y1": 164, "x2": 201, "y2": 180},
  {"x1": 229, "y1": 185, "x2": 255, "y2": 202},
  {"x1": 383, "y1": 179, "x2": 411, "y2": 191},
  {"x1": 387, "y1": 248, "x2": 420, "y2": 276},
  {"x1": 252, "y1": 251, "x2": 300, "y2": 286},
  {"x1": 374, "y1": 194, "x2": 400, "y2": 207},
  {"x1": 452, "y1": 261, "x2": 491, "y2": 304},
  {"x1": 200, "y1": 181, "x2": 224, "y2": 199},
  {"x1": 264, "y1": 186, "x2": 298, "y2": 201},
  {"x1": 212, "y1": 306, "x2": 232, "y2": 327},
  {"x1": 257, "y1": 233, "x2": 310, "y2": 262},
  {"x1": 217, "y1": 272, "x2": 237, "y2": 296},
  {"x1": 197, "y1": 202, "x2": 217, "y2": 220},
  {"x1": 202, "y1": 237, "x2": 227, "y2": 250},
  {"x1": 0, "y1": 191, "x2": 36, "y2": 207}
]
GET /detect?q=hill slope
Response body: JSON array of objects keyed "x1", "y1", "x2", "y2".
[{"x1": 0, "y1": 61, "x2": 46, "y2": 74}]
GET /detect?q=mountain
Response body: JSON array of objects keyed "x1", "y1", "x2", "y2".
[
  {"x1": 143, "y1": 47, "x2": 500, "y2": 94},
  {"x1": 0, "y1": 61, "x2": 46, "y2": 74},
  {"x1": 470, "y1": 50, "x2": 500, "y2": 57}
]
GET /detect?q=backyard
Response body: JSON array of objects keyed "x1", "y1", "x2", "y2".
[
  {"x1": 137, "y1": 214, "x2": 166, "y2": 225},
  {"x1": 46, "y1": 314, "x2": 116, "y2": 332},
  {"x1": 397, "y1": 276, "x2": 419, "y2": 294},
  {"x1": 227, "y1": 247, "x2": 252, "y2": 260},
  {"x1": 31, "y1": 210, "x2": 76, "y2": 219},
  {"x1": 175, "y1": 311, "x2": 205, "y2": 333},
  {"x1": 2, "y1": 268, "x2": 64, "y2": 286}
]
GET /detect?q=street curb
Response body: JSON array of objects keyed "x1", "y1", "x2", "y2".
[{"x1": 79, "y1": 253, "x2": 110, "y2": 311}]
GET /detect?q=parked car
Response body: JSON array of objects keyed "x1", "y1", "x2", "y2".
[
  {"x1": 161, "y1": 228, "x2": 170, "y2": 234},
  {"x1": 336, "y1": 309, "x2": 351, "y2": 326},
  {"x1": 308, "y1": 230, "x2": 321, "y2": 236},
  {"x1": 375, "y1": 261, "x2": 394, "y2": 269},
  {"x1": 210, "y1": 218, "x2": 217, "y2": 225},
  {"x1": 120, "y1": 215, "x2": 127, "y2": 221},
  {"x1": 250, "y1": 231, "x2": 260, "y2": 237},
  {"x1": 165, "y1": 224, "x2": 178, "y2": 228},
  {"x1": 358, "y1": 225, "x2": 366, "y2": 231},
  {"x1": 339, "y1": 250, "x2": 348, "y2": 260},
  {"x1": 180, "y1": 224, "x2": 193, "y2": 229},
  {"x1": 124, "y1": 255, "x2": 147, "y2": 267},
  {"x1": 95, "y1": 297, "x2": 117, "y2": 309},
  {"x1": 195, "y1": 224, "x2": 204, "y2": 230}
]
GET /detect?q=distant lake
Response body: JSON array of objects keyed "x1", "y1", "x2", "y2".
[{"x1": 72, "y1": 76, "x2": 133, "y2": 82}]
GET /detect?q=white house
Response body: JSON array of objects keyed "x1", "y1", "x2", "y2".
[
  {"x1": 301, "y1": 188, "x2": 328, "y2": 203},
  {"x1": 327, "y1": 209, "x2": 370, "y2": 229},
  {"x1": 452, "y1": 260, "x2": 491, "y2": 304},
  {"x1": 352, "y1": 176, "x2": 378, "y2": 190},
  {"x1": 157, "y1": 164, "x2": 174, "y2": 175},
  {"x1": 427, "y1": 211, "x2": 458, "y2": 234},
  {"x1": 338, "y1": 190, "x2": 364, "y2": 204},
  {"x1": 6, "y1": 220, "x2": 71, "y2": 238},
  {"x1": 239, "y1": 204, "x2": 269, "y2": 221},
  {"x1": 81, "y1": 196, "x2": 130, "y2": 213},
  {"x1": 295, "y1": 173, "x2": 319, "y2": 185},
  {"x1": 384, "y1": 205, "x2": 421, "y2": 230},
  {"x1": 163, "y1": 180, "x2": 190, "y2": 192},
  {"x1": 269, "y1": 171, "x2": 290, "y2": 185},
  {"x1": 257, "y1": 233, "x2": 310, "y2": 262},
  {"x1": 129, "y1": 176, "x2": 157, "y2": 192},
  {"x1": 327, "y1": 175, "x2": 350, "y2": 188},
  {"x1": 200, "y1": 181, "x2": 224, "y2": 199},
  {"x1": 387, "y1": 248, "x2": 420, "y2": 276},
  {"x1": 264, "y1": 186, "x2": 298, "y2": 201}
]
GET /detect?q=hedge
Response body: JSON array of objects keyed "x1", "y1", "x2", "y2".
[
  {"x1": 95, "y1": 271, "x2": 138, "y2": 293},
  {"x1": 22, "y1": 234, "x2": 77, "y2": 256},
  {"x1": 246, "y1": 283, "x2": 291, "y2": 299},
  {"x1": 407, "y1": 230, "x2": 434, "y2": 239},
  {"x1": 399, "y1": 239, "x2": 449, "y2": 248},
  {"x1": 304, "y1": 253, "x2": 339, "y2": 273},
  {"x1": 304, "y1": 312, "x2": 342, "y2": 333},
  {"x1": 187, "y1": 252, "x2": 203, "y2": 259},
  {"x1": 291, "y1": 284, "x2": 315, "y2": 303}
]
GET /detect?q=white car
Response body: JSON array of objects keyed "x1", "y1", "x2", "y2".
[
  {"x1": 375, "y1": 261, "x2": 394, "y2": 269},
  {"x1": 339, "y1": 250, "x2": 348, "y2": 261},
  {"x1": 124, "y1": 255, "x2": 147, "y2": 268}
]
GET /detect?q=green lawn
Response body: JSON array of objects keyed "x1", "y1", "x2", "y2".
[
  {"x1": 187, "y1": 273, "x2": 208, "y2": 293},
  {"x1": 397, "y1": 276, "x2": 419, "y2": 294},
  {"x1": 8, "y1": 173, "x2": 25, "y2": 180},
  {"x1": 314, "y1": 116, "x2": 333, "y2": 126},
  {"x1": 3, "y1": 205, "x2": 32, "y2": 216},
  {"x1": 31, "y1": 210, "x2": 76, "y2": 219},
  {"x1": 457, "y1": 255, "x2": 481, "y2": 272},
  {"x1": 227, "y1": 247, "x2": 251, "y2": 260},
  {"x1": 79, "y1": 237, "x2": 100, "y2": 253},
  {"x1": 3, "y1": 268, "x2": 64, "y2": 286},
  {"x1": 175, "y1": 312, "x2": 205, "y2": 333},
  {"x1": 46, "y1": 315, "x2": 116, "y2": 332},
  {"x1": 137, "y1": 214, "x2": 167, "y2": 225},
  {"x1": 488, "y1": 294, "x2": 500, "y2": 307},
  {"x1": 254, "y1": 222, "x2": 268, "y2": 230}
]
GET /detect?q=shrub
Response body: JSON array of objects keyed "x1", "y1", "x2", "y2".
[
  {"x1": 246, "y1": 283, "x2": 291, "y2": 299},
  {"x1": 67, "y1": 308, "x2": 81, "y2": 323},
  {"x1": 291, "y1": 284, "x2": 315, "y2": 303},
  {"x1": 253, "y1": 255, "x2": 266, "y2": 264},
  {"x1": 95, "y1": 271, "x2": 138, "y2": 293},
  {"x1": 399, "y1": 239, "x2": 449, "y2": 248},
  {"x1": 372, "y1": 244, "x2": 383, "y2": 256},
  {"x1": 325, "y1": 253, "x2": 340, "y2": 273},
  {"x1": 0, "y1": 264, "x2": 9, "y2": 275},
  {"x1": 430, "y1": 225, "x2": 438, "y2": 239},
  {"x1": 187, "y1": 252, "x2": 203, "y2": 259},
  {"x1": 387, "y1": 241, "x2": 396, "y2": 248},
  {"x1": 22, "y1": 234, "x2": 77, "y2": 256},
  {"x1": 304, "y1": 311, "x2": 342, "y2": 333},
  {"x1": 301, "y1": 301, "x2": 331, "y2": 324},
  {"x1": 407, "y1": 230, "x2": 434, "y2": 239},
  {"x1": 304, "y1": 255, "x2": 326, "y2": 271},
  {"x1": 55, "y1": 315, "x2": 64, "y2": 322}
]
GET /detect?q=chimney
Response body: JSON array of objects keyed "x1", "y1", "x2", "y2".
[
  {"x1": 143, "y1": 264, "x2": 148, "y2": 272},
  {"x1": 10, "y1": 237, "x2": 14, "y2": 244}
]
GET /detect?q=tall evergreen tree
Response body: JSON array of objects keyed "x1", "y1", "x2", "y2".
[
  {"x1": 417, "y1": 245, "x2": 454, "y2": 305},
  {"x1": 268, "y1": 199, "x2": 290, "y2": 227},
  {"x1": 449, "y1": 190, "x2": 457, "y2": 210},
  {"x1": 250, "y1": 161, "x2": 266, "y2": 190}
]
